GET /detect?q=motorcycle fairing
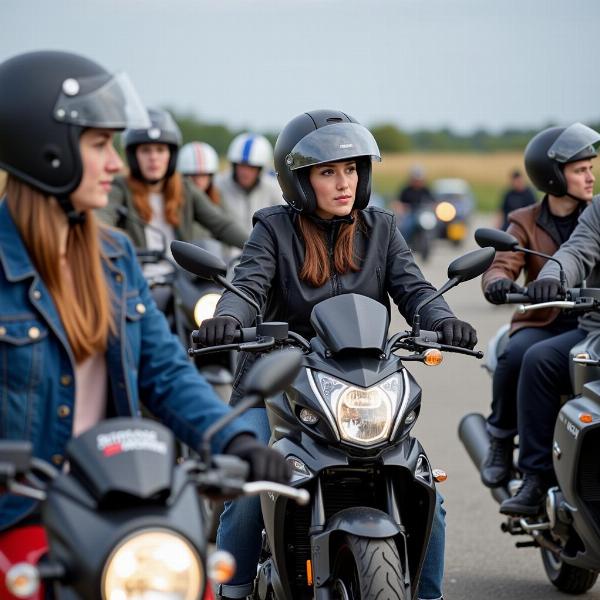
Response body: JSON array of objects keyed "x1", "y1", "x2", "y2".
[
  {"x1": 553, "y1": 391, "x2": 600, "y2": 570},
  {"x1": 310, "y1": 294, "x2": 389, "y2": 354}
]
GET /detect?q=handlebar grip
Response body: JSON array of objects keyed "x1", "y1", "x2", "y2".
[
  {"x1": 191, "y1": 326, "x2": 257, "y2": 345},
  {"x1": 234, "y1": 327, "x2": 257, "y2": 343},
  {"x1": 418, "y1": 330, "x2": 442, "y2": 343},
  {"x1": 505, "y1": 293, "x2": 530, "y2": 304}
]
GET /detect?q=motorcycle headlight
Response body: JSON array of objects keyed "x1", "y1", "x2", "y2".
[
  {"x1": 435, "y1": 201, "x2": 457, "y2": 222},
  {"x1": 102, "y1": 529, "x2": 203, "y2": 600},
  {"x1": 194, "y1": 292, "x2": 221, "y2": 327},
  {"x1": 313, "y1": 372, "x2": 402, "y2": 445}
]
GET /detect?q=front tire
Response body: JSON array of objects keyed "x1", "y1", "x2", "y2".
[
  {"x1": 331, "y1": 534, "x2": 407, "y2": 600},
  {"x1": 541, "y1": 547, "x2": 598, "y2": 594}
]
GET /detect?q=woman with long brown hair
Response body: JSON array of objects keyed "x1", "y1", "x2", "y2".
[
  {"x1": 98, "y1": 108, "x2": 247, "y2": 257},
  {"x1": 0, "y1": 50, "x2": 288, "y2": 541},
  {"x1": 198, "y1": 110, "x2": 478, "y2": 600}
]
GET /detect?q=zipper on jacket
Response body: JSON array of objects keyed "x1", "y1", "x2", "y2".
[
  {"x1": 327, "y1": 225, "x2": 339, "y2": 296},
  {"x1": 376, "y1": 266, "x2": 383, "y2": 298}
]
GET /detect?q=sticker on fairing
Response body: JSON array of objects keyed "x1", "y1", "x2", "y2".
[{"x1": 96, "y1": 429, "x2": 168, "y2": 457}]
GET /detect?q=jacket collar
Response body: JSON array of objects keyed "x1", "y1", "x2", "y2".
[
  {"x1": 0, "y1": 199, "x2": 124, "y2": 283},
  {"x1": 536, "y1": 195, "x2": 585, "y2": 247},
  {"x1": 0, "y1": 201, "x2": 37, "y2": 282}
]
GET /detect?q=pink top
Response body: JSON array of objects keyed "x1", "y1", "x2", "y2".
[{"x1": 72, "y1": 352, "x2": 108, "y2": 438}]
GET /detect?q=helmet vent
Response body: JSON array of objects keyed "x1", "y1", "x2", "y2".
[{"x1": 326, "y1": 117, "x2": 343, "y2": 123}]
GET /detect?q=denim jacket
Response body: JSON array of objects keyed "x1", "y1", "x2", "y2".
[{"x1": 0, "y1": 201, "x2": 255, "y2": 530}]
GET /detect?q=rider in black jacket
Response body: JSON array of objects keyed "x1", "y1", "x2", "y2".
[{"x1": 199, "y1": 110, "x2": 477, "y2": 600}]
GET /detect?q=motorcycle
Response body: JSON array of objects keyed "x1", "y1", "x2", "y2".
[
  {"x1": 171, "y1": 239, "x2": 494, "y2": 599},
  {"x1": 116, "y1": 205, "x2": 235, "y2": 403},
  {"x1": 0, "y1": 350, "x2": 308, "y2": 600},
  {"x1": 404, "y1": 202, "x2": 439, "y2": 262},
  {"x1": 459, "y1": 227, "x2": 600, "y2": 594}
]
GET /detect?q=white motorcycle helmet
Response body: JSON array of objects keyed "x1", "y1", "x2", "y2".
[
  {"x1": 227, "y1": 133, "x2": 273, "y2": 167},
  {"x1": 177, "y1": 141, "x2": 219, "y2": 175}
]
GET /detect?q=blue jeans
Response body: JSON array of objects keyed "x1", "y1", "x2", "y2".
[{"x1": 217, "y1": 408, "x2": 446, "y2": 600}]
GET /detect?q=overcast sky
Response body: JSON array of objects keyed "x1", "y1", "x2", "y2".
[{"x1": 3, "y1": 0, "x2": 599, "y2": 133}]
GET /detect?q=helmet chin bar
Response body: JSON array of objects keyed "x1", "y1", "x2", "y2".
[{"x1": 57, "y1": 195, "x2": 87, "y2": 226}]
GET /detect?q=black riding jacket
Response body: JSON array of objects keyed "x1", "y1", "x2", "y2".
[{"x1": 216, "y1": 205, "x2": 455, "y2": 404}]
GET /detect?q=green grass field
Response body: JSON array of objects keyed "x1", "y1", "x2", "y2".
[{"x1": 373, "y1": 151, "x2": 536, "y2": 213}]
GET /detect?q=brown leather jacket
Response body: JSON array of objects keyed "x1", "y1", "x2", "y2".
[{"x1": 481, "y1": 198, "x2": 585, "y2": 334}]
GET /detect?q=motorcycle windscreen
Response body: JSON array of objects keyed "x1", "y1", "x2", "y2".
[
  {"x1": 285, "y1": 123, "x2": 381, "y2": 170},
  {"x1": 66, "y1": 418, "x2": 175, "y2": 503},
  {"x1": 547, "y1": 123, "x2": 600, "y2": 162},
  {"x1": 310, "y1": 293, "x2": 389, "y2": 354}
]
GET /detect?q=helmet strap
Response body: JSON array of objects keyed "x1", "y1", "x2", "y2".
[{"x1": 57, "y1": 195, "x2": 86, "y2": 226}]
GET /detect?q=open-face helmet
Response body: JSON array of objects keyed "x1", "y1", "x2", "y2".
[
  {"x1": 177, "y1": 142, "x2": 219, "y2": 175},
  {"x1": 273, "y1": 109, "x2": 381, "y2": 213},
  {"x1": 0, "y1": 50, "x2": 149, "y2": 198},
  {"x1": 123, "y1": 108, "x2": 182, "y2": 182},
  {"x1": 524, "y1": 123, "x2": 599, "y2": 197}
]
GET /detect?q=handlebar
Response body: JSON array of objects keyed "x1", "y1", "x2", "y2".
[
  {"x1": 505, "y1": 293, "x2": 531, "y2": 303},
  {"x1": 242, "y1": 481, "x2": 310, "y2": 505}
]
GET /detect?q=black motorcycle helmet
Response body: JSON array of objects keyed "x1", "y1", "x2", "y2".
[
  {"x1": 0, "y1": 50, "x2": 149, "y2": 201},
  {"x1": 524, "y1": 123, "x2": 600, "y2": 197},
  {"x1": 274, "y1": 110, "x2": 381, "y2": 213},
  {"x1": 123, "y1": 108, "x2": 183, "y2": 184}
]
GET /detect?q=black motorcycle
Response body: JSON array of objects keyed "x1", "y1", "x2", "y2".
[
  {"x1": 459, "y1": 227, "x2": 600, "y2": 594},
  {"x1": 0, "y1": 350, "x2": 308, "y2": 600},
  {"x1": 116, "y1": 205, "x2": 235, "y2": 403},
  {"x1": 171, "y1": 240, "x2": 493, "y2": 600}
]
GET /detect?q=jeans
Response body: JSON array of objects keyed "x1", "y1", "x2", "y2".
[
  {"x1": 487, "y1": 322, "x2": 575, "y2": 439},
  {"x1": 217, "y1": 408, "x2": 446, "y2": 600},
  {"x1": 517, "y1": 327, "x2": 586, "y2": 473}
]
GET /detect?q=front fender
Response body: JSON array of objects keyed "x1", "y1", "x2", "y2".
[
  {"x1": 311, "y1": 507, "x2": 403, "y2": 590},
  {"x1": 325, "y1": 507, "x2": 401, "y2": 538}
]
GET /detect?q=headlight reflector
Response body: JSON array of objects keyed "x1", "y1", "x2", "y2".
[
  {"x1": 102, "y1": 529, "x2": 203, "y2": 600},
  {"x1": 194, "y1": 292, "x2": 221, "y2": 327},
  {"x1": 314, "y1": 372, "x2": 402, "y2": 445}
]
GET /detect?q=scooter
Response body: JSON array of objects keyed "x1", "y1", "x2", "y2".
[
  {"x1": 171, "y1": 240, "x2": 493, "y2": 600},
  {"x1": 0, "y1": 350, "x2": 308, "y2": 600},
  {"x1": 459, "y1": 227, "x2": 600, "y2": 594}
]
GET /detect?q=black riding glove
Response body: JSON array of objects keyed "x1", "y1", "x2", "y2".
[
  {"x1": 527, "y1": 278, "x2": 562, "y2": 303},
  {"x1": 435, "y1": 318, "x2": 478, "y2": 349},
  {"x1": 484, "y1": 278, "x2": 522, "y2": 305},
  {"x1": 225, "y1": 434, "x2": 291, "y2": 483},
  {"x1": 196, "y1": 316, "x2": 239, "y2": 346}
]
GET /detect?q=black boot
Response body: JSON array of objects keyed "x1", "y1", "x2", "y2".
[
  {"x1": 480, "y1": 435, "x2": 513, "y2": 488},
  {"x1": 499, "y1": 472, "x2": 552, "y2": 516}
]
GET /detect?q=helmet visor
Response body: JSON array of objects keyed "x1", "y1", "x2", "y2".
[
  {"x1": 547, "y1": 123, "x2": 600, "y2": 163},
  {"x1": 285, "y1": 122, "x2": 381, "y2": 170},
  {"x1": 53, "y1": 72, "x2": 151, "y2": 130}
]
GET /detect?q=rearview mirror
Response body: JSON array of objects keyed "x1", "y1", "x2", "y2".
[
  {"x1": 171, "y1": 240, "x2": 227, "y2": 280},
  {"x1": 447, "y1": 247, "x2": 495, "y2": 283},
  {"x1": 474, "y1": 228, "x2": 519, "y2": 252}
]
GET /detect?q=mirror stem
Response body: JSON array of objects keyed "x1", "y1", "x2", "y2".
[
  {"x1": 411, "y1": 277, "x2": 459, "y2": 336},
  {"x1": 215, "y1": 275, "x2": 263, "y2": 325},
  {"x1": 201, "y1": 394, "x2": 261, "y2": 467},
  {"x1": 514, "y1": 246, "x2": 566, "y2": 290}
]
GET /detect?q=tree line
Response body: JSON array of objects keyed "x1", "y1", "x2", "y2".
[{"x1": 171, "y1": 109, "x2": 600, "y2": 155}]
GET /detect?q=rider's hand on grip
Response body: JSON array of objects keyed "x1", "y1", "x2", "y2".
[
  {"x1": 225, "y1": 434, "x2": 291, "y2": 484},
  {"x1": 196, "y1": 316, "x2": 239, "y2": 346},
  {"x1": 435, "y1": 318, "x2": 477, "y2": 349},
  {"x1": 527, "y1": 277, "x2": 562, "y2": 303},
  {"x1": 484, "y1": 278, "x2": 522, "y2": 305}
]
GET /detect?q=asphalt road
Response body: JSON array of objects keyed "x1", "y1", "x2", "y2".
[{"x1": 401, "y1": 215, "x2": 600, "y2": 599}]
